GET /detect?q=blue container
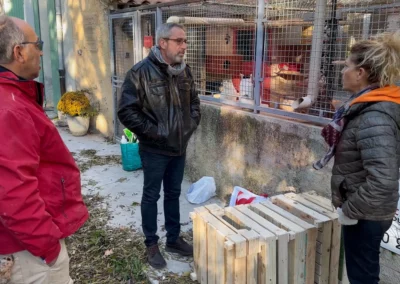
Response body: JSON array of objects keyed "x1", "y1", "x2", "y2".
[{"x1": 120, "y1": 143, "x2": 142, "y2": 171}]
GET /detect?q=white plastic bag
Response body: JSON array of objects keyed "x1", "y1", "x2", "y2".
[
  {"x1": 380, "y1": 180, "x2": 400, "y2": 254},
  {"x1": 229, "y1": 186, "x2": 268, "y2": 207},
  {"x1": 186, "y1": 177, "x2": 216, "y2": 204}
]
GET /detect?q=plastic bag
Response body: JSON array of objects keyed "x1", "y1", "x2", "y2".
[
  {"x1": 380, "y1": 181, "x2": 400, "y2": 254},
  {"x1": 186, "y1": 177, "x2": 216, "y2": 204},
  {"x1": 229, "y1": 186, "x2": 268, "y2": 207}
]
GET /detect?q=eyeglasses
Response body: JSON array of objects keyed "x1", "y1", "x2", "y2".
[
  {"x1": 163, "y1": 38, "x2": 188, "y2": 45},
  {"x1": 20, "y1": 39, "x2": 44, "y2": 51}
]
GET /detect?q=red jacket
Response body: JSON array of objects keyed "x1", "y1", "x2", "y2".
[{"x1": 0, "y1": 70, "x2": 89, "y2": 263}]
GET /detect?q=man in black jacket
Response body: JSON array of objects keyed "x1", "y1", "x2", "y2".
[{"x1": 118, "y1": 23, "x2": 201, "y2": 269}]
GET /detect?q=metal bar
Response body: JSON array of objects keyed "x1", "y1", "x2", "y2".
[
  {"x1": 253, "y1": 0, "x2": 265, "y2": 111},
  {"x1": 256, "y1": 106, "x2": 330, "y2": 125},
  {"x1": 110, "y1": 0, "x2": 204, "y2": 14},
  {"x1": 362, "y1": 14, "x2": 371, "y2": 40},
  {"x1": 306, "y1": 0, "x2": 327, "y2": 102},
  {"x1": 338, "y1": 2, "x2": 400, "y2": 13},
  {"x1": 134, "y1": 11, "x2": 142, "y2": 63},
  {"x1": 109, "y1": 12, "x2": 136, "y2": 19},
  {"x1": 156, "y1": 7, "x2": 162, "y2": 29},
  {"x1": 109, "y1": 18, "x2": 118, "y2": 140}
]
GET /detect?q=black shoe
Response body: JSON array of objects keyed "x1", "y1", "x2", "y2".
[
  {"x1": 147, "y1": 244, "x2": 167, "y2": 269},
  {"x1": 165, "y1": 237, "x2": 193, "y2": 256}
]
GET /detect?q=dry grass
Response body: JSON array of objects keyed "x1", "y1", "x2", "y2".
[{"x1": 66, "y1": 194, "x2": 148, "y2": 284}]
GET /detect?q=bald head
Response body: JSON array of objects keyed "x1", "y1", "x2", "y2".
[
  {"x1": 0, "y1": 15, "x2": 42, "y2": 80},
  {"x1": 0, "y1": 15, "x2": 26, "y2": 64}
]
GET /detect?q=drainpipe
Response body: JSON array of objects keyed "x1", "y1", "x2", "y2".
[
  {"x1": 56, "y1": 0, "x2": 66, "y2": 95},
  {"x1": 167, "y1": 16, "x2": 246, "y2": 26},
  {"x1": 292, "y1": 0, "x2": 327, "y2": 110}
]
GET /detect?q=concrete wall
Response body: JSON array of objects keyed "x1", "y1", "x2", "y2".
[
  {"x1": 63, "y1": 0, "x2": 114, "y2": 137},
  {"x1": 185, "y1": 103, "x2": 332, "y2": 201},
  {"x1": 185, "y1": 102, "x2": 400, "y2": 282}
]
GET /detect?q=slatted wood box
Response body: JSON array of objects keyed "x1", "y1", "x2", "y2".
[{"x1": 190, "y1": 192, "x2": 344, "y2": 284}]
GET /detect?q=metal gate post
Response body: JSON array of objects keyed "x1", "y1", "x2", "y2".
[
  {"x1": 253, "y1": 0, "x2": 266, "y2": 113},
  {"x1": 156, "y1": 7, "x2": 162, "y2": 29}
]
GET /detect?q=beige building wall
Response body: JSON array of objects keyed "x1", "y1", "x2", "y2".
[{"x1": 65, "y1": 0, "x2": 114, "y2": 138}]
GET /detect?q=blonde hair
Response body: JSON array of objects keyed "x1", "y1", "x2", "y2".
[{"x1": 350, "y1": 31, "x2": 400, "y2": 87}]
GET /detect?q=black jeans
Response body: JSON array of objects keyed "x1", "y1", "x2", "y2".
[
  {"x1": 139, "y1": 150, "x2": 186, "y2": 247},
  {"x1": 343, "y1": 219, "x2": 392, "y2": 284}
]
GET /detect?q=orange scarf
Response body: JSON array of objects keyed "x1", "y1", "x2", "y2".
[{"x1": 350, "y1": 86, "x2": 400, "y2": 106}]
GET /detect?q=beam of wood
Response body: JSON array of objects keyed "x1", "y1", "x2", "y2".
[
  {"x1": 249, "y1": 203, "x2": 306, "y2": 284},
  {"x1": 270, "y1": 195, "x2": 330, "y2": 227},
  {"x1": 190, "y1": 212, "x2": 201, "y2": 279},
  {"x1": 319, "y1": 222, "x2": 333, "y2": 284},
  {"x1": 236, "y1": 205, "x2": 285, "y2": 284},
  {"x1": 284, "y1": 193, "x2": 338, "y2": 220},
  {"x1": 301, "y1": 192, "x2": 334, "y2": 211},
  {"x1": 225, "y1": 240, "x2": 235, "y2": 284},
  {"x1": 262, "y1": 201, "x2": 315, "y2": 230},
  {"x1": 329, "y1": 220, "x2": 341, "y2": 284},
  {"x1": 241, "y1": 230, "x2": 260, "y2": 284},
  {"x1": 251, "y1": 203, "x2": 305, "y2": 234},
  {"x1": 196, "y1": 212, "x2": 208, "y2": 283},
  {"x1": 207, "y1": 222, "x2": 217, "y2": 284}
]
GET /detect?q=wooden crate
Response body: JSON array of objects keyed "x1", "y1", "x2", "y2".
[{"x1": 190, "y1": 192, "x2": 343, "y2": 284}]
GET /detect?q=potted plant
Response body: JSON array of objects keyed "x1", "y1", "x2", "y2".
[{"x1": 57, "y1": 91, "x2": 98, "y2": 136}]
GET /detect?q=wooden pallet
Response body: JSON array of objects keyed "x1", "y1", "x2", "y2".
[{"x1": 190, "y1": 192, "x2": 343, "y2": 284}]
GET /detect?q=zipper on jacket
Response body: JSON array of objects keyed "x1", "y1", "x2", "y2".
[
  {"x1": 60, "y1": 177, "x2": 68, "y2": 218},
  {"x1": 172, "y1": 76, "x2": 184, "y2": 155}
]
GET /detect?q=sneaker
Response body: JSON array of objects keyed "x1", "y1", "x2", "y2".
[
  {"x1": 146, "y1": 244, "x2": 167, "y2": 269},
  {"x1": 165, "y1": 237, "x2": 193, "y2": 256}
]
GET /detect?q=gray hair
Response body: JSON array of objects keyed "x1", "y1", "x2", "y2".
[
  {"x1": 0, "y1": 15, "x2": 25, "y2": 64},
  {"x1": 155, "y1": 23, "x2": 185, "y2": 46}
]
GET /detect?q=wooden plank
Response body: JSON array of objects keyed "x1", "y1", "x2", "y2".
[
  {"x1": 236, "y1": 205, "x2": 285, "y2": 284},
  {"x1": 225, "y1": 240, "x2": 235, "y2": 284},
  {"x1": 250, "y1": 203, "x2": 306, "y2": 284},
  {"x1": 305, "y1": 227, "x2": 318, "y2": 284},
  {"x1": 228, "y1": 234, "x2": 248, "y2": 284},
  {"x1": 190, "y1": 212, "x2": 201, "y2": 281},
  {"x1": 250, "y1": 203, "x2": 304, "y2": 234},
  {"x1": 198, "y1": 210, "x2": 247, "y2": 284},
  {"x1": 207, "y1": 222, "x2": 217, "y2": 284},
  {"x1": 270, "y1": 195, "x2": 331, "y2": 227},
  {"x1": 193, "y1": 210, "x2": 208, "y2": 283},
  {"x1": 329, "y1": 220, "x2": 341, "y2": 284},
  {"x1": 245, "y1": 202, "x2": 315, "y2": 284},
  {"x1": 284, "y1": 193, "x2": 338, "y2": 220},
  {"x1": 241, "y1": 230, "x2": 260, "y2": 284},
  {"x1": 301, "y1": 192, "x2": 333, "y2": 211},
  {"x1": 262, "y1": 201, "x2": 316, "y2": 230},
  {"x1": 319, "y1": 222, "x2": 333, "y2": 284}
]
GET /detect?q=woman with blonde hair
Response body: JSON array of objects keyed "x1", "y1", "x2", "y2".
[{"x1": 314, "y1": 32, "x2": 400, "y2": 283}]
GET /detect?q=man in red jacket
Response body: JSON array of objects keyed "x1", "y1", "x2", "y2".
[{"x1": 0, "y1": 16, "x2": 88, "y2": 283}]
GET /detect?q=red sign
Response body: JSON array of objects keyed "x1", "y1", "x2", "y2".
[{"x1": 143, "y1": 36, "x2": 153, "y2": 48}]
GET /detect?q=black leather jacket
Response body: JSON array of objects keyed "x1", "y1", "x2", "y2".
[{"x1": 118, "y1": 50, "x2": 201, "y2": 156}]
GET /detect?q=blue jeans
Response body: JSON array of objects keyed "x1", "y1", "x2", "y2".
[
  {"x1": 139, "y1": 150, "x2": 186, "y2": 247},
  {"x1": 343, "y1": 219, "x2": 392, "y2": 284}
]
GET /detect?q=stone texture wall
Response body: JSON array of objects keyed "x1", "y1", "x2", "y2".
[{"x1": 185, "y1": 103, "x2": 332, "y2": 201}]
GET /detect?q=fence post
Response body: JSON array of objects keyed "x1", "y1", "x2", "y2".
[
  {"x1": 305, "y1": 0, "x2": 327, "y2": 107},
  {"x1": 156, "y1": 7, "x2": 162, "y2": 29},
  {"x1": 253, "y1": 0, "x2": 265, "y2": 113}
]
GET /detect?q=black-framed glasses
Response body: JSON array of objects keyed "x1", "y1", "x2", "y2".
[
  {"x1": 163, "y1": 38, "x2": 188, "y2": 45},
  {"x1": 20, "y1": 39, "x2": 44, "y2": 51}
]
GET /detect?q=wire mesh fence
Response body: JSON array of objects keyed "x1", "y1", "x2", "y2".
[
  {"x1": 109, "y1": 0, "x2": 400, "y2": 137},
  {"x1": 161, "y1": 1, "x2": 258, "y2": 103}
]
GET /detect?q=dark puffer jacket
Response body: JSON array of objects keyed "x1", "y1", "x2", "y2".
[
  {"x1": 118, "y1": 50, "x2": 201, "y2": 156},
  {"x1": 332, "y1": 100, "x2": 400, "y2": 221}
]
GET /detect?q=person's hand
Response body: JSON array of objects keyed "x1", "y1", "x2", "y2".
[{"x1": 337, "y1": 207, "x2": 358, "y2": 225}]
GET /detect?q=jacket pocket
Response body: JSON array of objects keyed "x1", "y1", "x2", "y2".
[{"x1": 149, "y1": 81, "x2": 169, "y2": 96}]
